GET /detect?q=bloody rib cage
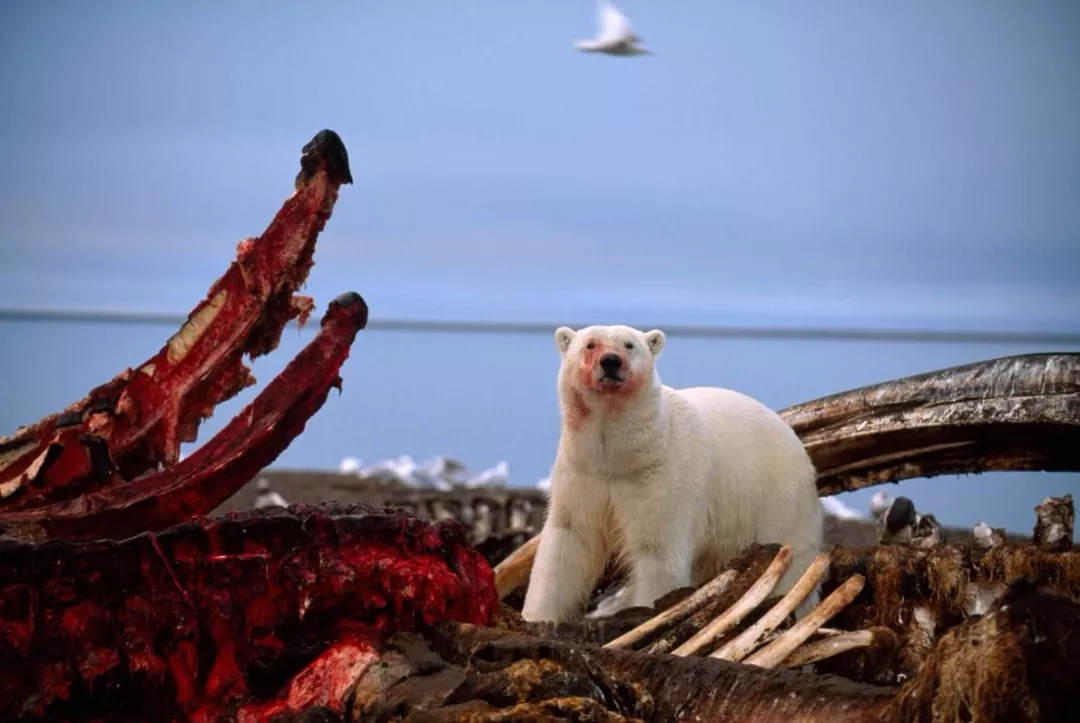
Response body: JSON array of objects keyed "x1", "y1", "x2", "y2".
[{"x1": 0, "y1": 129, "x2": 499, "y2": 722}]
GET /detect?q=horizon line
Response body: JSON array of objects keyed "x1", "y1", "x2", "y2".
[{"x1": 1, "y1": 306, "x2": 1078, "y2": 346}]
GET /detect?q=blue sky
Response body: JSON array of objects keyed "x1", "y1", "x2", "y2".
[{"x1": 1, "y1": 1, "x2": 1078, "y2": 533}]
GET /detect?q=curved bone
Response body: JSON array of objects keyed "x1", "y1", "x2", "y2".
[
  {"x1": 604, "y1": 569, "x2": 739, "y2": 650},
  {"x1": 0, "y1": 129, "x2": 354, "y2": 513},
  {"x1": 0, "y1": 293, "x2": 369, "y2": 541},
  {"x1": 742, "y1": 573, "x2": 867, "y2": 668},
  {"x1": 494, "y1": 533, "x2": 540, "y2": 598},
  {"x1": 780, "y1": 352, "x2": 1080, "y2": 496},
  {"x1": 672, "y1": 545, "x2": 792, "y2": 656},
  {"x1": 430, "y1": 581, "x2": 1080, "y2": 723},
  {"x1": 711, "y1": 552, "x2": 831, "y2": 662},
  {"x1": 779, "y1": 629, "x2": 875, "y2": 669}
]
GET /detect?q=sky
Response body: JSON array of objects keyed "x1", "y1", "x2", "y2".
[{"x1": 1, "y1": 1, "x2": 1078, "y2": 533}]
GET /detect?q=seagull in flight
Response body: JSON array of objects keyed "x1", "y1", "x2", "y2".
[{"x1": 575, "y1": 1, "x2": 652, "y2": 57}]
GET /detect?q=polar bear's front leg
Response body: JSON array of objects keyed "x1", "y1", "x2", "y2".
[
  {"x1": 521, "y1": 519, "x2": 606, "y2": 623},
  {"x1": 627, "y1": 543, "x2": 694, "y2": 610}
]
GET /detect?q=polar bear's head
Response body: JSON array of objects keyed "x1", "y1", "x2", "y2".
[{"x1": 554, "y1": 325, "x2": 665, "y2": 399}]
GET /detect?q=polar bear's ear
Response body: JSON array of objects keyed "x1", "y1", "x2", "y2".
[
  {"x1": 555, "y1": 327, "x2": 576, "y2": 354},
  {"x1": 644, "y1": 329, "x2": 666, "y2": 356}
]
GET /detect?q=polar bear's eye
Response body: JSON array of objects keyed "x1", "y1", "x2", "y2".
[
  {"x1": 624, "y1": 342, "x2": 634, "y2": 350},
  {"x1": 586, "y1": 342, "x2": 596, "y2": 350}
]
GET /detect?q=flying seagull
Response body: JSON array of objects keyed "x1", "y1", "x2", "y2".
[{"x1": 575, "y1": 1, "x2": 652, "y2": 57}]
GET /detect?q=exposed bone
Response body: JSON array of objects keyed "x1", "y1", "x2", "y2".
[
  {"x1": 779, "y1": 629, "x2": 875, "y2": 669},
  {"x1": 1034, "y1": 493, "x2": 1074, "y2": 552},
  {"x1": 165, "y1": 288, "x2": 228, "y2": 363},
  {"x1": 0, "y1": 129, "x2": 354, "y2": 512},
  {"x1": 816, "y1": 541, "x2": 1080, "y2": 685},
  {"x1": 780, "y1": 352, "x2": 1080, "y2": 495},
  {"x1": 742, "y1": 573, "x2": 867, "y2": 668},
  {"x1": 812, "y1": 626, "x2": 846, "y2": 637},
  {"x1": 604, "y1": 569, "x2": 738, "y2": 650},
  {"x1": 671, "y1": 545, "x2": 792, "y2": 656},
  {"x1": 711, "y1": 552, "x2": 830, "y2": 662},
  {"x1": 421, "y1": 580, "x2": 1080, "y2": 721},
  {"x1": 0, "y1": 293, "x2": 369, "y2": 541},
  {"x1": 494, "y1": 532, "x2": 540, "y2": 599}
]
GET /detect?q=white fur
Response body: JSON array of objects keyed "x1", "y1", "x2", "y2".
[{"x1": 521, "y1": 324, "x2": 824, "y2": 623}]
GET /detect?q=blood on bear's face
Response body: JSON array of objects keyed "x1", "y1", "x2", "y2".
[
  {"x1": 555, "y1": 325, "x2": 666, "y2": 427},
  {"x1": 571, "y1": 331, "x2": 651, "y2": 396}
]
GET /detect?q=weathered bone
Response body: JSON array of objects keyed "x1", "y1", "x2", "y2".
[
  {"x1": 779, "y1": 629, "x2": 875, "y2": 669},
  {"x1": 411, "y1": 579, "x2": 1080, "y2": 721},
  {"x1": 742, "y1": 573, "x2": 867, "y2": 668},
  {"x1": 494, "y1": 532, "x2": 540, "y2": 598},
  {"x1": 672, "y1": 545, "x2": 792, "y2": 656},
  {"x1": 604, "y1": 569, "x2": 739, "y2": 650},
  {"x1": 781, "y1": 352, "x2": 1080, "y2": 496},
  {"x1": 711, "y1": 552, "x2": 830, "y2": 662}
]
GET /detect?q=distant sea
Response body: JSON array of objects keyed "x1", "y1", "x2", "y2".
[{"x1": 2, "y1": 320, "x2": 1077, "y2": 534}]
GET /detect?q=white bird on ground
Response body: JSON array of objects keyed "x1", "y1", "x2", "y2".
[
  {"x1": 338, "y1": 456, "x2": 363, "y2": 475},
  {"x1": 973, "y1": 520, "x2": 1005, "y2": 549},
  {"x1": 820, "y1": 496, "x2": 865, "y2": 520},
  {"x1": 381, "y1": 455, "x2": 453, "y2": 491},
  {"x1": 422, "y1": 455, "x2": 470, "y2": 488},
  {"x1": 357, "y1": 456, "x2": 409, "y2": 485},
  {"x1": 253, "y1": 478, "x2": 289, "y2": 509},
  {"x1": 575, "y1": 1, "x2": 652, "y2": 56},
  {"x1": 467, "y1": 460, "x2": 510, "y2": 488}
]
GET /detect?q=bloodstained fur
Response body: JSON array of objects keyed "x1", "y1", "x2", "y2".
[{"x1": 568, "y1": 339, "x2": 647, "y2": 425}]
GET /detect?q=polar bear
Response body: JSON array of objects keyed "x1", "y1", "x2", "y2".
[{"x1": 521, "y1": 324, "x2": 824, "y2": 623}]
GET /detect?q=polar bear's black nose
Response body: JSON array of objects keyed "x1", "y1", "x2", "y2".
[{"x1": 599, "y1": 353, "x2": 624, "y2": 375}]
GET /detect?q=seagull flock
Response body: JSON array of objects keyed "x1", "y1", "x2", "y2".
[{"x1": 335, "y1": 455, "x2": 520, "y2": 491}]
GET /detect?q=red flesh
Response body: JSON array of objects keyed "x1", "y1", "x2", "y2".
[
  {"x1": 0, "y1": 130, "x2": 353, "y2": 513},
  {"x1": 0, "y1": 293, "x2": 369, "y2": 541},
  {"x1": 0, "y1": 504, "x2": 499, "y2": 721}
]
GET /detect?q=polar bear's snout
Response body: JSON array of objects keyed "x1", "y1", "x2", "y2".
[
  {"x1": 579, "y1": 341, "x2": 634, "y2": 392},
  {"x1": 598, "y1": 352, "x2": 625, "y2": 381}
]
